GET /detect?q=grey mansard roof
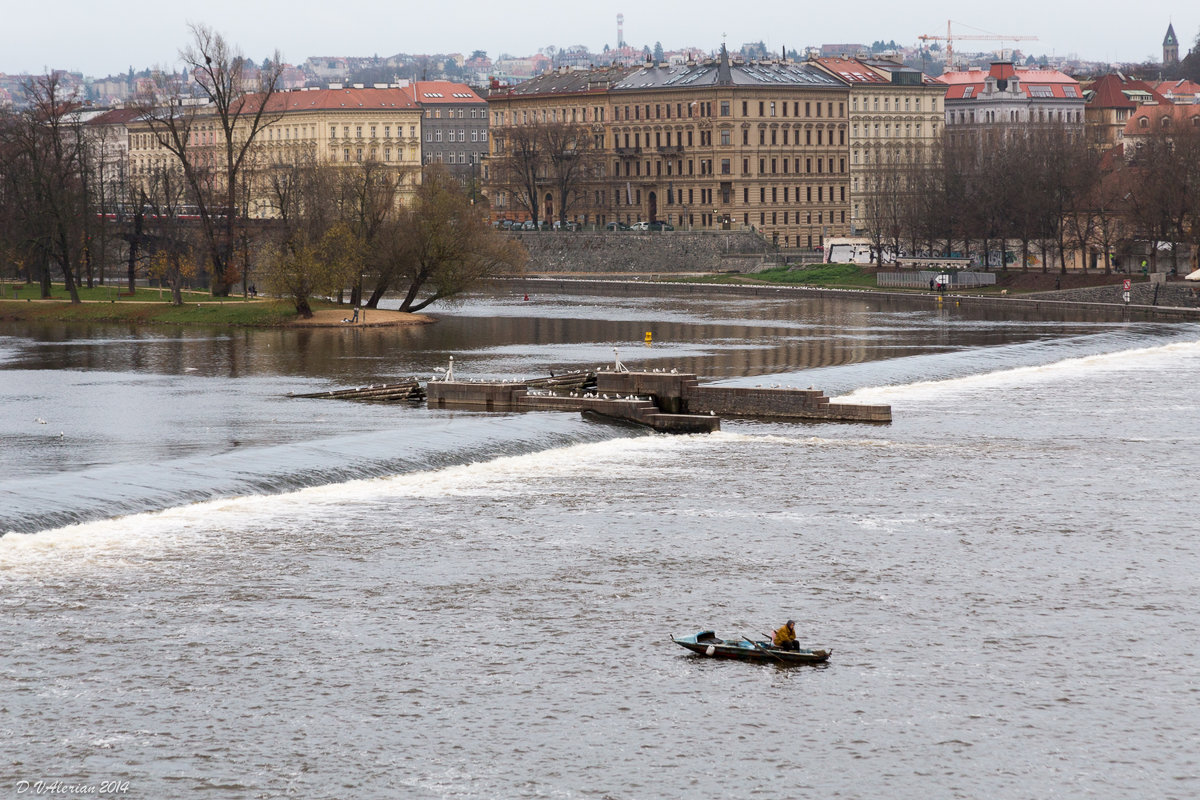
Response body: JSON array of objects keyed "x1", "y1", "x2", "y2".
[{"x1": 611, "y1": 61, "x2": 848, "y2": 92}]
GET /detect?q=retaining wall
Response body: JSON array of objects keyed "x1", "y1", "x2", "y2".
[
  {"x1": 494, "y1": 277, "x2": 1200, "y2": 322},
  {"x1": 511, "y1": 231, "x2": 773, "y2": 274}
]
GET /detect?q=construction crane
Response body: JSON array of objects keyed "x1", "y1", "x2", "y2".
[{"x1": 919, "y1": 20, "x2": 1038, "y2": 71}]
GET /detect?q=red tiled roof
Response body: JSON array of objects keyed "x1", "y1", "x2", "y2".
[
  {"x1": 1122, "y1": 103, "x2": 1200, "y2": 136},
  {"x1": 1085, "y1": 74, "x2": 1169, "y2": 108},
  {"x1": 87, "y1": 107, "x2": 141, "y2": 125},
  {"x1": 1153, "y1": 79, "x2": 1200, "y2": 97},
  {"x1": 408, "y1": 81, "x2": 484, "y2": 104},
  {"x1": 235, "y1": 87, "x2": 420, "y2": 114},
  {"x1": 812, "y1": 56, "x2": 888, "y2": 83},
  {"x1": 939, "y1": 63, "x2": 1081, "y2": 100}
]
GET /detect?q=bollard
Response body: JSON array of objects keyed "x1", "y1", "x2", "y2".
[{"x1": 645, "y1": 331, "x2": 652, "y2": 345}]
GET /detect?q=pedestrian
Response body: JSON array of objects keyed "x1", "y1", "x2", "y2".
[
  {"x1": 351, "y1": 305, "x2": 359, "y2": 323},
  {"x1": 929, "y1": 277, "x2": 936, "y2": 292}
]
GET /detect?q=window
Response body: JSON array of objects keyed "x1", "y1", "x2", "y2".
[
  {"x1": 721, "y1": 159, "x2": 730, "y2": 174},
  {"x1": 330, "y1": 126, "x2": 337, "y2": 138},
  {"x1": 721, "y1": 130, "x2": 731, "y2": 145},
  {"x1": 720, "y1": 101, "x2": 730, "y2": 116}
]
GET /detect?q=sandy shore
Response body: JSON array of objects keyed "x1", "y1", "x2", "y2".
[{"x1": 285, "y1": 308, "x2": 434, "y2": 327}]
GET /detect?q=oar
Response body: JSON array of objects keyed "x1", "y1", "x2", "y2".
[{"x1": 743, "y1": 634, "x2": 785, "y2": 664}]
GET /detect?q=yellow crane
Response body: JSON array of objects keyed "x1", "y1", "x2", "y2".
[{"x1": 919, "y1": 21, "x2": 1038, "y2": 71}]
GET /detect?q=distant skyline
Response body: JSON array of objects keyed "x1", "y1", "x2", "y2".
[{"x1": 2, "y1": 0, "x2": 1193, "y2": 77}]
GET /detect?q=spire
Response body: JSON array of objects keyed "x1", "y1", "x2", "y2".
[
  {"x1": 717, "y1": 43, "x2": 732, "y2": 85},
  {"x1": 1164, "y1": 22, "x2": 1178, "y2": 46}
]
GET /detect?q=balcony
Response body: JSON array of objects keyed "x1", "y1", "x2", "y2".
[
  {"x1": 657, "y1": 145, "x2": 684, "y2": 156},
  {"x1": 614, "y1": 146, "x2": 643, "y2": 157}
]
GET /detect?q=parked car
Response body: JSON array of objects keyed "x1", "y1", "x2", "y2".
[
  {"x1": 604, "y1": 221, "x2": 630, "y2": 231},
  {"x1": 646, "y1": 221, "x2": 674, "y2": 231},
  {"x1": 553, "y1": 220, "x2": 581, "y2": 231},
  {"x1": 630, "y1": 221, "x2": 649, "y2": 231},
  {"x1": 519, "y1": 220, "x2": 538, "y2": 230}
]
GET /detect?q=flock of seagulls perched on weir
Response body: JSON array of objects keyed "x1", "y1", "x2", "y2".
[{"x1": 525, "y1": 390, "x2": 649, "y2": 402}]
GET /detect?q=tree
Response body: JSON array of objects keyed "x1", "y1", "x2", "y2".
[
  {"x1": 0, "y1": 74, "x2": 89, "y2": 302},
  {"x1": 376, "y1": 165, "x2": 525, "y2": 312},
  {"x1": 490, "y1": 120, "x2": 547, "y2": 226},
  {"x1": 653, "y1": 42, "x2": 665, "y2": 63},
  {"x1": 261, "y1": 158, "x2": 359, "y2": 317},
  {"x1": 135, "y1": 24, "x2": 284, "y2": 297}
]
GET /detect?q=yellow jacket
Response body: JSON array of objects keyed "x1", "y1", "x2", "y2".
[{"x1": 772, "y1": 623, "x2": 796, "y2": 647}]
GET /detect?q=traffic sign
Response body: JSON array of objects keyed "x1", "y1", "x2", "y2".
[{"x1": 1123, "y1": 279, "x2": 1131, "y2": 291}]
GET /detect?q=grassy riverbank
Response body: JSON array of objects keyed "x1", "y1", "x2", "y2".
[{"x1": 0, "y1": 284, "x2": 303, "y2": 326}]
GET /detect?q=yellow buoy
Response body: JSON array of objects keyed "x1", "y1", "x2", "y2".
[{"x1": 645, "y1": 331, "x2": 652, "y2": 344}]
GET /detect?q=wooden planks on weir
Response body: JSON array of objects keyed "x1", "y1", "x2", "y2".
[
  {"x1": 288, "y1": 381, "x2": 425, "y2": 403},
  {"x1": 292, "y1": 369, "x2": 891, "y2": 430}
]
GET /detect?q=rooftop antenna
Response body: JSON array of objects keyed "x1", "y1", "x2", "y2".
[{"x1": 617, "y1": 13, "x2": 625, "y2": 49}]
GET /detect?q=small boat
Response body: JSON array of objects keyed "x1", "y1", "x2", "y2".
[{"x1": 672, "y1": 631, "x2": 831, "y2": 664}]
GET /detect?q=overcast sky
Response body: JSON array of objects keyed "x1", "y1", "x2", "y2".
[{"x1": 2, "y1": 1, "x2": 1192, "y2": 77}]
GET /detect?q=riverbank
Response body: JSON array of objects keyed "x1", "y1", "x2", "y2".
[
  {"x1": 497, "y1": 275, "x2": 1200, "y2": 322},
  {"x1": 0, "y1": 289, "x2": 431, "y2": 328}
]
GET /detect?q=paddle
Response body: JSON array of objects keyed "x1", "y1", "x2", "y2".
[{"x1": 743, "y1": 634, "x2": 785, "y2": 664}]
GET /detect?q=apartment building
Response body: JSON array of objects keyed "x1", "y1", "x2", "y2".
[
  {"x1": 810, "y1": 56, "x2": 943, "y2": 235},
  {"x1": 409, "y1": 80, "x2": 488, "y2": 178},
  {"x1": 940, "y1": 62, "x2": 1086, "y2": 145},
  {"x1": 485, "y1": 49, "x2": 854, "y2": 249},
  {"x1": 1082, "y1": 73, "x2": 1169, "y2": 151},
  {"x1": 126, "y1": 85, "x2": 424, "y2": 216}
]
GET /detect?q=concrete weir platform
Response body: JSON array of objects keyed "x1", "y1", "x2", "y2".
[{"x1": 425, "y1": 368, "x2": 891, "y2": 433}]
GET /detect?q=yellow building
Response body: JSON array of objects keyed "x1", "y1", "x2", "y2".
[
  {"x1": 486, "y1": 49, "x2": 854, "y2": 249},
  {"x1": 127, "y1": 86, "x2": 425, "y2": 216}
]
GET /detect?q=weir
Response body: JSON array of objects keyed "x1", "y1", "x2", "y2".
[
  {"x1": 293, "y1": 355, "x2": 891, "y2": 432},
  {"x1": 423, "y1": 360, "x2": 890, "y2": 433}
]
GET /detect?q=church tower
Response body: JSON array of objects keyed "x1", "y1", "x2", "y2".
[{"x1": 1164, "y1": 23, "x2": 1179, "y2": 66}]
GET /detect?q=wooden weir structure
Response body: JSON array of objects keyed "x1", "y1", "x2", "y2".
[{"x1": 289, "y1": 358, "x2": 891, "y2": 434}]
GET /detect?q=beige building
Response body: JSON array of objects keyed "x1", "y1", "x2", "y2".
[
  {"x1": 485, "y1": 49, "x2": 854, "y2": 249},
  {"x1": 810, "y1": 57, "x2": 943, "y2": 236},
  {"x1": 126, "y1": 86, "x2": 425, "y2": 216}
]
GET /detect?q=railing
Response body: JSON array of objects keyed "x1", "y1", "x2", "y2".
[{"x1": 877, "y1": 271, "x2": 997, "y2": 289}]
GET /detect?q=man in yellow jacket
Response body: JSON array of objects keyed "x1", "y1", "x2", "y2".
[{"x1": 772, "y1": 620, "x2": 799, "y2": 651}]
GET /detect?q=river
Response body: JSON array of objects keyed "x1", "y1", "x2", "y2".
[{"x1": 2, "y1": 287, "x2": 1198, "y2": 799}]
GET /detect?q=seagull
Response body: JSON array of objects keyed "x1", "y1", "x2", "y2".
[{"x1": 35, "y1": 418, "x2": 46, "y2": 424}]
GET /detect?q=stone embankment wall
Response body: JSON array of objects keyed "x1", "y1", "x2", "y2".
[
  {"x1": 496, "y1": 277, "x2": 1200, "y2": 322},
  {"x1": 1031, "y1": 282, "x2": 1200, "y2": 309},
  {"x1": 510, "y1": 231, "x2": 773, "y2": 274}
]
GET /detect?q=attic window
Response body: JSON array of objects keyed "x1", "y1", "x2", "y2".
[
  {"x1": 962, "y1": 87, "x2": 973, "y2": 98},
  {"x1": 1029, "y1": 85, "x2": 1053, "y2": 98},
  {"x1": 1139, "y1": 117, "x2": 1149, "y2": 128},
  {"x1": 1063, "y1": 86, "x2": 1079, "y2": 98}
]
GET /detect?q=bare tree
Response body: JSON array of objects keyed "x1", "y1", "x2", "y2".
[
  {"x1": 489, "y1": 121, "x2": 546, "y2": 226},
  {"x1": 2, "y1": 74, "x2": 89, "y2": 301},
  {"x1": 135, "y1": 24, "x2": 284, "y2": 296},
  {"x1": 376, "y1": 165, "x2": 525, "y2": 312}
]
